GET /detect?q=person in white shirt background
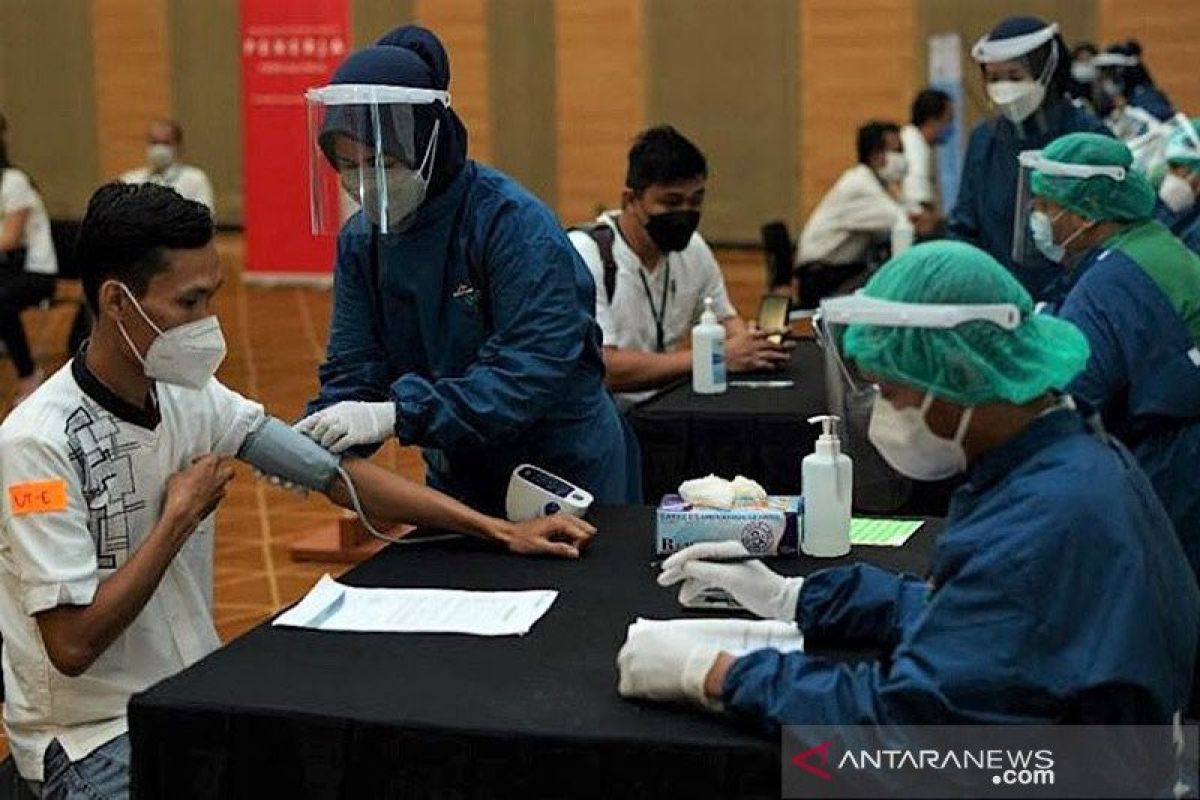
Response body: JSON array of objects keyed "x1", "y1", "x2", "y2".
[
  {"x1": 795, "y1": 121, "x2": 936, "y2": 306},
  {"x1": 900, "y1": 88, "x2": 954, "y2": 234},
  {"x1": 0, "y1": 182, "x2": 594, "y2": 798},
  {"x1": 120, "y1": 119, "x2": 215, "y2": 213},
  {"x1": 568, "y1": 126, "x2": 791, "y2": 409},
  {"x1": 0, "y1": 112, "x2": 59, "y2": 404}
]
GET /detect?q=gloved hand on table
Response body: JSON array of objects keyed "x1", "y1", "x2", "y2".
[
  {"x1": 658, "y1": 541, "x2": 804, "y2": 621},
  {"x1": 295, "y1": 401, "x2": 397, "y2": 453},
  {"x1": 616, "y1": 618, "x2": 729, "y2": 710}
]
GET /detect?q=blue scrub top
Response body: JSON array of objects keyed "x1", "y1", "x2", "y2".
[
  {"x1": 1182, "y1": 215, "x2": 1200, "y2": 256},
  {"x1": 307, "y1": 161, "x2": 637, "y2": 513},
  {"x1": 948, "y1": 100, "x2": 1109, "y2": 302},
  {"x1": 723, "y1": 409, "x2": 1199, "y2": 731},
  {"x1": 1154, "y1": 197, "x2": 1200, "y2": 238},
  {"x1": 1058, "y1": 236, "x2": 1200, "y2": 577},
  {"x1": 1130, "y1": 85, "x2": 1176, "y2": 122}
]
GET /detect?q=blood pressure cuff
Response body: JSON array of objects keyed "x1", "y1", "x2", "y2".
[{"x1": 238, "y1": 417, "x2": 342, "y2": 492}]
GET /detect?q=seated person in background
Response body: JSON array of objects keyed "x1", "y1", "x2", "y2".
[
  {"x1": 795, "y1": 121, "x2": 931, "y2": 306},
  {"x1": 120, "y1": 119, "x2": 215, "y2": 213},
  {"x1": 900, "y1": 89, "x2": 954, "y2": 235},
  {"x1": 1094, "y1": 40, "x2": 1175, "y2": 129},
  {"x1": 568, "y1": 125, "x2": 789, "y2": 409},
  {"x1": 1027, "y1": 133, "x2": 1200, "y2": 584},
  {"x1": 1066, "y1": 41, "x2": 1099, "y2": 107},
  {"x1": 0, "y1": 183, "x2": 593, "y2": 798},
  {"x1": 0, "y1": 111, "x2": 58, "y2": 403},
  {"x1": 1154, "y1": 117, "x2": 1200, "y2": 251},
  {"x1": 619, "y1": 241, "x2": 1198, "y2": 737}
]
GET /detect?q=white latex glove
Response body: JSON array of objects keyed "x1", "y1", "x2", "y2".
[
  {"x1": 678, "y1": 475, "x2": 735, "y2": 508},
  {"x1": 658, "y1": 541, "x2": 804, "y2": 621},
  {"x1": 294, "y1": 401, "x2": 396, "y2": 454},
  {"x1": 730, "y1": 475, "x2": 767, "y2": 506},
  {"x1": 616, "y1": 619, "x2": 725, "y2": 710}
]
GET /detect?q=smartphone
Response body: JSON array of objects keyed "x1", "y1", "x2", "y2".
[{"x1": 756, "y1": 294, "x2": 791, "y2": 345}]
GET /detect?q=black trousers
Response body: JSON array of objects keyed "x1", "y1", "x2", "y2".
[{"x1": 0, "y1": 261, "x2": 55, "y2": 378}]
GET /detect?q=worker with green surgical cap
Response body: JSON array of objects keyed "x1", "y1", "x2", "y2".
[
  {"x1": 1154, "y1": 117, "x2": 1200, "y2": 254},
  {"x1": 1021, "y1": 132, "x2": 1200, "y2": 591},
  {"x1": 617, "y1": 242, "x2": 1199, "y2": 743}
]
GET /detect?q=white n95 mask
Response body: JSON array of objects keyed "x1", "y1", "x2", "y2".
[
  {"x1": 116, "y1": 283, "x2": 227, "y2": 389},
  {"x1": 147, "y1": 143, "x2": 175, "y2": 170},
  {"x1": 867, "y1": 392, "x2": 972, "y2": 481},
  {"x1": 1159, "y1": 173, "x2": 1197, "y2": 215},
  {"x1": 988, "y1": 80, "x2": 1046, "y2": 124}
]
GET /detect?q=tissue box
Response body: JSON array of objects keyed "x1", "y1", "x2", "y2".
[{"x1": 655, "y1": 495, "x2": 802, "y2": 556}]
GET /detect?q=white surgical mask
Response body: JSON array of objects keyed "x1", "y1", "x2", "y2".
[
  {"x1": 867, "y1": 392, "x2": 972, "y2": 481},
  {"x1": 147, "y1": 143, "x2": 176, "y2": 171},
  {"x1": 115, "y1": 283, "x2": 227, "y2": 389},
  {"x1": 1029, "y1": 208, "x2": 1092, "y2": 264},
  {"x1": 1071, "y1": 61, "x2": 1096, "y2": 84},
  {"x1": 988, "y1": 80, "x2": 1047, "y2": 124},
  {"x1": 1159, "y1": 173, "x2": 1197, "y2": 215},
  {"x1": 878, "y1": 151, "x2": 908, "y2": 183}
]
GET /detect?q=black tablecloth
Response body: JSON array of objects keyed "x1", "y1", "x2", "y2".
[
  {"x1": 629, "y1": 340, "x2": 827, "y2": 502},
  {"x1": 129, "y1": 506, "x2": 937, "y2": 800}
]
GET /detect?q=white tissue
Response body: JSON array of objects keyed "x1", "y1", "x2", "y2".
[
  {"x1": 678, "y1": 474, "x2": 737, "y2": 509},
  {"x1": 730, "y1": 475, "x2": 768, "y2": 506}
]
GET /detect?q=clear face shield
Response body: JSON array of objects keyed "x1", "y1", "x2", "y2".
[
  {"x1": 1129, "y1": 112, "x2": 1200, "y2": 176},
  {"x1": 1011, "y1": 150, "x2": 1127, "y2": 267},
  {"x1": 307, "y1": 84, "x2": 449, "y2": 236},
  {"x1": 814, "y1": 294, "x2": 1021, "y2": 511}
]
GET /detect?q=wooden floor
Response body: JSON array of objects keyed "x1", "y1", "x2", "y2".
[{"x1": 0, "y1": 233, "x2": 772, "y2": 642}]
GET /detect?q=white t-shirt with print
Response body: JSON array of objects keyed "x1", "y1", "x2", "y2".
[
  {"x1": 568, "y1": 212, "x2": 737, "y2": 407},
  {"x1": 0, "y1": 168, "x2": 58, "y2": 276},
  {"x1": 0, "y1": 357, "x2": 263, "y2": 780},
  {"x1": 797, "y1": 164, "x2": 905, "y2": 266}
]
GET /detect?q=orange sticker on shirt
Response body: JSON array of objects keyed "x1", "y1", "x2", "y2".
[{"x1": 7, "y1": 479, "x2": 68, "y2": 516}]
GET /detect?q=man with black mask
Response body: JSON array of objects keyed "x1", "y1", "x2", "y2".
[{"x1": 568, "y1": 126, "x2": 790, "y2": 408}]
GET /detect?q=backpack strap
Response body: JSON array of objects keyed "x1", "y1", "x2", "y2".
[{"x1": 569, "y1": 222, "x2": 619, "y2": 303}]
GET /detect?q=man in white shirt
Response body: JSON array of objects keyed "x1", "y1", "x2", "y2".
[
  {"x1": 120, "y1": 119, "x2": 215, "y2": 214},
  {"x1": 0, "y1": 183, "x2": 593, "y2": 797},
  {"x1": 900, "y1": 88, "x2": 954, "y2": 223},
  {"x1": 568, "y1": 126, "x2": 790, "y2": 408}
]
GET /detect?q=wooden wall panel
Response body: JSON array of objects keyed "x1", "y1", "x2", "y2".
[
  {"x1": 414, "y1": 0, "x2": 490, "y2": 163},
  {"x1": 646, "y1": 0, "x2": 797, "y2": 244},
  {"x1": 799, "y1": 0, "x2": 917, "y2": 219},
  {"x1": 1098, "y1": 0, "x2": 1200, "y2": 117},
  {"x1": 554, "y1": 0, "x2": 644, "y2": 227},
  {"x1": 0, "y1": 0, "x2": 99, "y2": 218},
  {"x1": 91, "y1": 0, "x2": 172, "y2": 180},
  {"x1": 353, "y1": 0, "x2": 415, "y2": 46},
  {"x1": 488, "y1": 0, "x2": 557, "y2": 207}
]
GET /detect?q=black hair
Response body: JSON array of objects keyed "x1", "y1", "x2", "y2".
[
  {"x1": 625, "y1": 125, "x2": 707, "y2": 193},
  {"x1": 76, "y1": 182, "x2": 214, "y2": 313},
  {"x1": 1027, "y1": 35, "x2": 1072, "y2": 100},
  {"x1": 856, "y1": 121, "x2": 900, "y2": 165},
  {"x1": 911, "y1": 89, "x2": 952, "y2": 127},
  {"x1": 1105, "y1": 40, "x2": 1155, "y2": 92}
]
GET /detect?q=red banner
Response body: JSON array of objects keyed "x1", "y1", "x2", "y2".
[{"x1": 240, "y1": 0, "x2": 350, "y2": 281}]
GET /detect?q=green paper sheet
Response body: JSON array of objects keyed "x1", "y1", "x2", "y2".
[{"x1": 849, "y1": 517, "x2": 924, "y2": 547}]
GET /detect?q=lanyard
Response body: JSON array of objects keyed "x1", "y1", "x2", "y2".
[{"x1": 637, "y1": 257, "x2": 671, "y2": 353}]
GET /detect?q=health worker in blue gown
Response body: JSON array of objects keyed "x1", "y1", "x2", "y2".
[{"x1": 296, "y1": 26, "x2": 638, "y2": 515}]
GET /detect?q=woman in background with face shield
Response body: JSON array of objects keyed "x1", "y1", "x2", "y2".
[
  {"x1": 295, "y1": 26, "x2": 638, "y2": 515},
  {"x1": 1153, "y1": 117, "x2": 1200, "y2": 253},
  {"x1": 616, "y1": 241, "x2": 1199, "y2": 744},
  {"x1": 948, "y1": 16, "x2": 1109, "y2": 304}
]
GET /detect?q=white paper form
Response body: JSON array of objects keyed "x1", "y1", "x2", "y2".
[
  {"x1": 628, "y1": 617, "x2": 804, "y2": 656},
  {"x1": 273, "y1": 574, "x2": 558, "y2": 636}
]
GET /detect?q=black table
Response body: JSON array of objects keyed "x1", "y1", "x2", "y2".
[
  {"x1": 129, "y1": 506, "x2": 937, "y2": 800},
  {"x1": 629, "y1": 340, "x2": 827, "y2": 503}
]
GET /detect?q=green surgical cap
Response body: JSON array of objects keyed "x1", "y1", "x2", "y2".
[
  {"x1": 1165, "y1": 117, "x2": 1200, "y2": 170},
  {"x1": 1030, "y1": 132, "x2": 1155, "y2": 221},
  {"x1": 842, "y1": 241, "x2": 1090, "y2": 405}
]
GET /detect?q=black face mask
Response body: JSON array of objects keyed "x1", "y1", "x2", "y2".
[{"x1": 644, "y1": 210, "x2": 700, "y2": 253}]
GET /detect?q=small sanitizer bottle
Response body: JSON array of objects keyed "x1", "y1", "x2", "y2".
[
  {"x1": 692, "y1": 296, "x2": 727, "y2": 394},
  {"x1": 802, "y1": 414, "x2": 852, "y2": 557}
]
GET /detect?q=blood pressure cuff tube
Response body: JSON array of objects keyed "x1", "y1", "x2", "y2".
[{"x1": 237, "y1": 417, "x2": 342, "y2": 492}]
